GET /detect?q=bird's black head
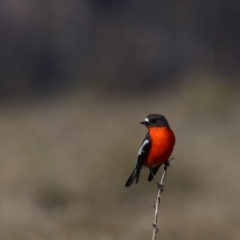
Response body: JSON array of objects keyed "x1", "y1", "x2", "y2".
[{"x1": 140, "y1": 114, "x2": 170, "y2": 128}]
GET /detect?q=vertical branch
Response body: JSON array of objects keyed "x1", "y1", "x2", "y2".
[{"x1": 151, "y1": 162, "x2": 171, "y2": 240}]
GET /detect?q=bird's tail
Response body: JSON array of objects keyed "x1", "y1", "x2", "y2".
[{"x1": 125, "y1": 168, "x2": 140, "y2": 187}]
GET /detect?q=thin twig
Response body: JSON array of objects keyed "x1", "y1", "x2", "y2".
[{"x1": 151, "y1": 159, "x2": 172, "y2": 240}]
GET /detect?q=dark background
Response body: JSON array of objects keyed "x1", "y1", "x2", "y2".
[{"x1": 0, "y1": 1, "x2": 240, "y2": 239}]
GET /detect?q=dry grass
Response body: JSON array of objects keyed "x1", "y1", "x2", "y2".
[{"x1": 0, "y1": 78, "x2": 240, "y2": 240}]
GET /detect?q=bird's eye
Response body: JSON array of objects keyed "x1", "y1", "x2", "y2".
[{"x1": 151, "y1": 118, "x2": 157, "y2": 123}]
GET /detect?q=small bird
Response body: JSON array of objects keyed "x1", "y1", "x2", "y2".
[{"x1": 125, "y1": 114, "x2": 175, "y2": 187}]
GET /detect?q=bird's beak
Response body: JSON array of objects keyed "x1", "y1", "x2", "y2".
[{"x1": 140, "y1": 118, "x2": 152, "y2": 126}]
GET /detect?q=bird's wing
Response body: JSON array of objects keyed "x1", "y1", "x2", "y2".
[
  {"x1": 125, "y1": 133, "x2": 151, "y2": 187},
  {"x1": 134, "y1": 133, "x2": 151, "y2": 183}
]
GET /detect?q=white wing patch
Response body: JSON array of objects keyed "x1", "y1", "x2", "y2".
[{"x1": 138, "y1": 139, "x2": 149, "y2": 156}]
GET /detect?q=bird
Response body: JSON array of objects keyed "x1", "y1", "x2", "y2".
[{"x1": 125, "y1": 114, "x2": 175, "y2": 187}]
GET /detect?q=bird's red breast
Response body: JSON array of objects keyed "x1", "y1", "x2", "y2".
[{"x1": 144, "y1": 127, "x2": 175, "y2": 167}]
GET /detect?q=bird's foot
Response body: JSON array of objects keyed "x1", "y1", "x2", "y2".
[
  {"x1": 163, "y1": 158, "x2": 174, "y2": 170},
  {"x1": 156, "y1": 182, "x2": 165, "y2": 192}
]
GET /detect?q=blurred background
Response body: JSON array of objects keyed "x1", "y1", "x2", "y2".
[{"x1": 0, "y1": 0, "x2": 240, "y2": 239}]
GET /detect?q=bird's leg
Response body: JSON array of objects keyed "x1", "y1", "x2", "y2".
[
  {"x1": 151, "y1": 158, "x2": 174, "y2": 191},
  {"x1": 163, "y1": 161, "x2": 170, "y2": 170},
  {"x1": 150, "y1": 169, "x2": 165, "y2": 191},
  {"x1": 163, "y1": 158, "x2": 174, "y2": 170}
]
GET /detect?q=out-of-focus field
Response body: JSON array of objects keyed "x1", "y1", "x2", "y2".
[{"x1": 0, "y1": 78, "x2": 240, "y2": 240}]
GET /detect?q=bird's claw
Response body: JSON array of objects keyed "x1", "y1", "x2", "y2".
[
  {"x1": 164, "y1": 161, "x2": 170, "y2": 167},
  {"x1": 156, "y1": 182, "x2": 165, "y2": 191},
  {"x1": 164, "y1": 158, "x2": 174, "y2": 170}
]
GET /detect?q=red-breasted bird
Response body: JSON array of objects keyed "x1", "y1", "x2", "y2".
[{"x1": 125, "y1": 114, "x2": 175, "y2": 187}]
